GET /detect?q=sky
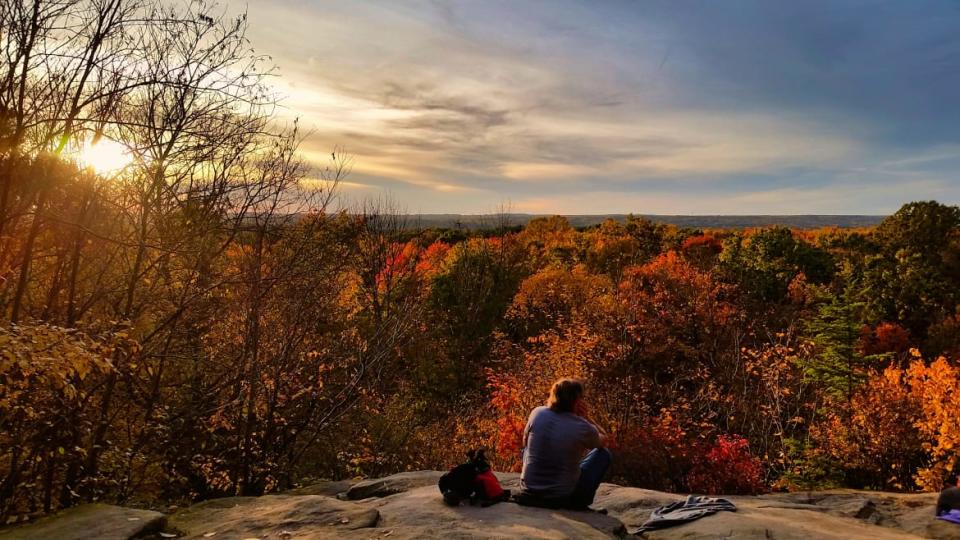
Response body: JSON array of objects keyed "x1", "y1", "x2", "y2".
[{"x1": 243, "y1": 0, "x2": 960, "y2": 215}]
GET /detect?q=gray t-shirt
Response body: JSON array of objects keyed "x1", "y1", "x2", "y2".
[{"x1": 520, "y1": 406, "x2": 602, "y2": 496}]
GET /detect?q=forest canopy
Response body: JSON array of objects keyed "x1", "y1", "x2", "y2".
[{"x1": 2, "y1": 0, "x2": 960, "y2": 524}]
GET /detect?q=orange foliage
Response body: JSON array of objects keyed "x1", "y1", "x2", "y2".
[
  {"x1": 507, "y1": 265, "x2": 614, "y2": 333},
  {"x1": 621, "y1": 251, "x2": 738, "y2": 327},
  {"x1": 619, "y1": 251, "x2": 739, "y2": 374},
  {"x1": 812, "y1": 352, "x2": 960, "y2": 490},
  {"x1": 681, "y1": 234, "x2": 722, "y2": 252},
  {"x1": 679, "y1": 234, "x2": 724, "y2": 269},
  {"x1": 0, "y1": 324, "x2": 138, "y2": 516},
  {"x1": 415, "y1": 241, "x2": 451, "y2": 277},
  {"x1": 906, "y1": 355, "x2": 960, "y2": 489},
  {"x1": 810, "y1": 365, "x2": 922, "y2": 490}
]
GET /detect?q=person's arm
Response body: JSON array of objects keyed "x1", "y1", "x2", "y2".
[
  {"x1": 594, "y1": 425, "x2": 606, "y2": 448},
  {"x1": 521, "y1": 408, "x2": 537, "y2": 454},
  {"x1": 575, "y1": 400, "x2": 606, "y2": 447}
]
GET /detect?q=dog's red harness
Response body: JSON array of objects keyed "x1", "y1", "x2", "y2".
[{"x1": 475, "y1": 469, "x2": 504, "y2": 499}]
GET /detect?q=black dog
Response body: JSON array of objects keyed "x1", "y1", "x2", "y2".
[{"x1": 438, "y1": 449, "x2": 509, "y2": 506}]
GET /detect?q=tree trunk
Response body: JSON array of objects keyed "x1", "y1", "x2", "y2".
[{"x1": 10, "y1": 188, "x2": 48, "y2": 323}]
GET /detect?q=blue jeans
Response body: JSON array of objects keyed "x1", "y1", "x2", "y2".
[{"x1": 569, "y1": 447, "x2": 613, "y2": 508}]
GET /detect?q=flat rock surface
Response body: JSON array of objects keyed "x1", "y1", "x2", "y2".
[
  {"x1": 0, "y1": 503, "x2": 164, "y2": 540},
  {"x1": 347, "y1": 484, "x2": 625, "y2": 539},
  {"x1": 166, "y1": 494, "x2": 379, "y2": 539},
  {"x1": 283, "y1": 479, "x2": 359, "y2": 498},
  {"x1": 345, "y1": 470, "x2": 445, "y2": 500},
  {"x1": 158, "y1": 471, "x2": 959, "y2": 539},
  {"x1": 632, "y1": 503, "x2": 921, "y2": 539},
  {"x1": 6, "y1": 471, "x2": 960, "y2": 539},
  {"x1": 594, "y1": 486, "x2": 956, "y2": 539}
]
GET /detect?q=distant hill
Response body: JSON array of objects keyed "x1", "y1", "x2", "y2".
[{"x1": 407, "y1": 214, "x2": 886, "y2": 230}]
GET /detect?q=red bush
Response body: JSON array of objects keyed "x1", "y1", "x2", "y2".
[
  {"x1": 687, "y1": 435, "x2": 766, "y2": 495},
  {"x1": 495, "y1": 416, "x2": 525, "y2": 465},
  {"x1": 611, "y1": 414, "x2": 766, "y2": 495},
  {"x1": 610, "y1": 415, "x2": 693, "y2": 492}
]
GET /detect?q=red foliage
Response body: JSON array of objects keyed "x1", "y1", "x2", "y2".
[
  {"x1": 687, "y1": 435, "x2": 765, "y2": 495},
  {"x1": 858, "y1": 322, "x2": 911, "y2": 358},
  {"x1": 621, "y1": 252, "x2": 736, "y2": 324},
  {"x1": 613, "y1": 414, "x2": 698, "y2": 492},
  {"x1": 618, "y1": 252, "x2": 739, "y2": 376},
  {"x1": 680, "y1": 234, "x2": 724, "y2": 268},
  {"x1": 613, "y1": 413, "x2": 766, "y2": 495},
  {"x1": 488, "y1": 370, "x2": 526, "y2": 465},
  {"x1": 681, "y1": 234, "x2": 723, "y2": 254},
  {"x1": 376, "y1": 241, "x2": 418, "y2": 291},
  {"x1": 495, "y1": 416, "x2": 526, "y2": 463},
  {"x1": 415, "y1": 241, "x2": 451, "y2": 277}
]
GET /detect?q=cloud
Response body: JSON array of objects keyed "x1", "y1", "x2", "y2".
[{"x1": 244, "y1": 0, "x2": 960, "y2": 213}]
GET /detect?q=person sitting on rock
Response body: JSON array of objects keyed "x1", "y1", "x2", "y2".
[
  {"x1": 517, "y1": 378, "x2": 612, "y2": 510},
  {"x1": 937, "y1": 470, "x2": 960, "y2": 517}
]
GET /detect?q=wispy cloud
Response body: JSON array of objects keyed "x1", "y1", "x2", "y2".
[{"x1": 245, "y1": 0, "x2": 960, "y2": 213}]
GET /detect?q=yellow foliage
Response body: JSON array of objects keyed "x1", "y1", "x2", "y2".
[
  {"x1": 813, "y1": 355, "x2": 960, "y2": 491},
  {"x1": 905, "y1": 357, "x2": 960, "y2": 490}
]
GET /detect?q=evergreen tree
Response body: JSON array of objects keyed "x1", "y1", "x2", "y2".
[{"x1": 803, "y1": 286, "x2": 882, "y2": 402}]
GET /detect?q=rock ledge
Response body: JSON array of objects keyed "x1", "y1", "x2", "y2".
[{"x1": 3, "y1": 471, "x2": 959, "y2": 539}]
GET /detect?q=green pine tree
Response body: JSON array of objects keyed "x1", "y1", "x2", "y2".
[{"x1": 802, "y1": 286, "x2": 883, "y2": 403}]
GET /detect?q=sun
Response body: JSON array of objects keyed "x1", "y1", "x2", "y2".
[{"x1": 79, "y1": 138, "x2": 133, "y2": 175}]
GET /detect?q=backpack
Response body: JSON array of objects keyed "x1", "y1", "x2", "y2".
[{"x1": 438, "y1": 449, "x2": 510, "y2": 506}]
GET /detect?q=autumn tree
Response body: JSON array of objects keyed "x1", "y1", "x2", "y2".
[
  {"x1": 0, "y1": 0, "x2": 147, "y2": 321},
  {"x1": 719, "y1": 226, "x2": 834, "y2": 304},
  {"x1": 520, "y1": 215, "x2": 577, "y2": 266},
  {"x1": 0, "y1": 0, "x2": 371, "y2": 513},
  {"x1": 862, "y1": 201, "x2": 960, "y2": 338},
  {"x1": 811, "y1": 352, "x2": 960, "y2": 491},
  {"x1": 0, "y1": 324, "x2": 137, "y2": 519},
  {"x1": 582, "y1": 219, "x2": 643, "y2": 281}
]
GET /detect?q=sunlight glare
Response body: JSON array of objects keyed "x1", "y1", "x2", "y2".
[{"x1": 80, "y1": 138, "x2": 132, "y2": 175}]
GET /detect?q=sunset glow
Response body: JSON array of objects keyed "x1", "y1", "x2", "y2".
[{"x1": 79, "y1": 138, "x2": 132, "y2": 175}]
